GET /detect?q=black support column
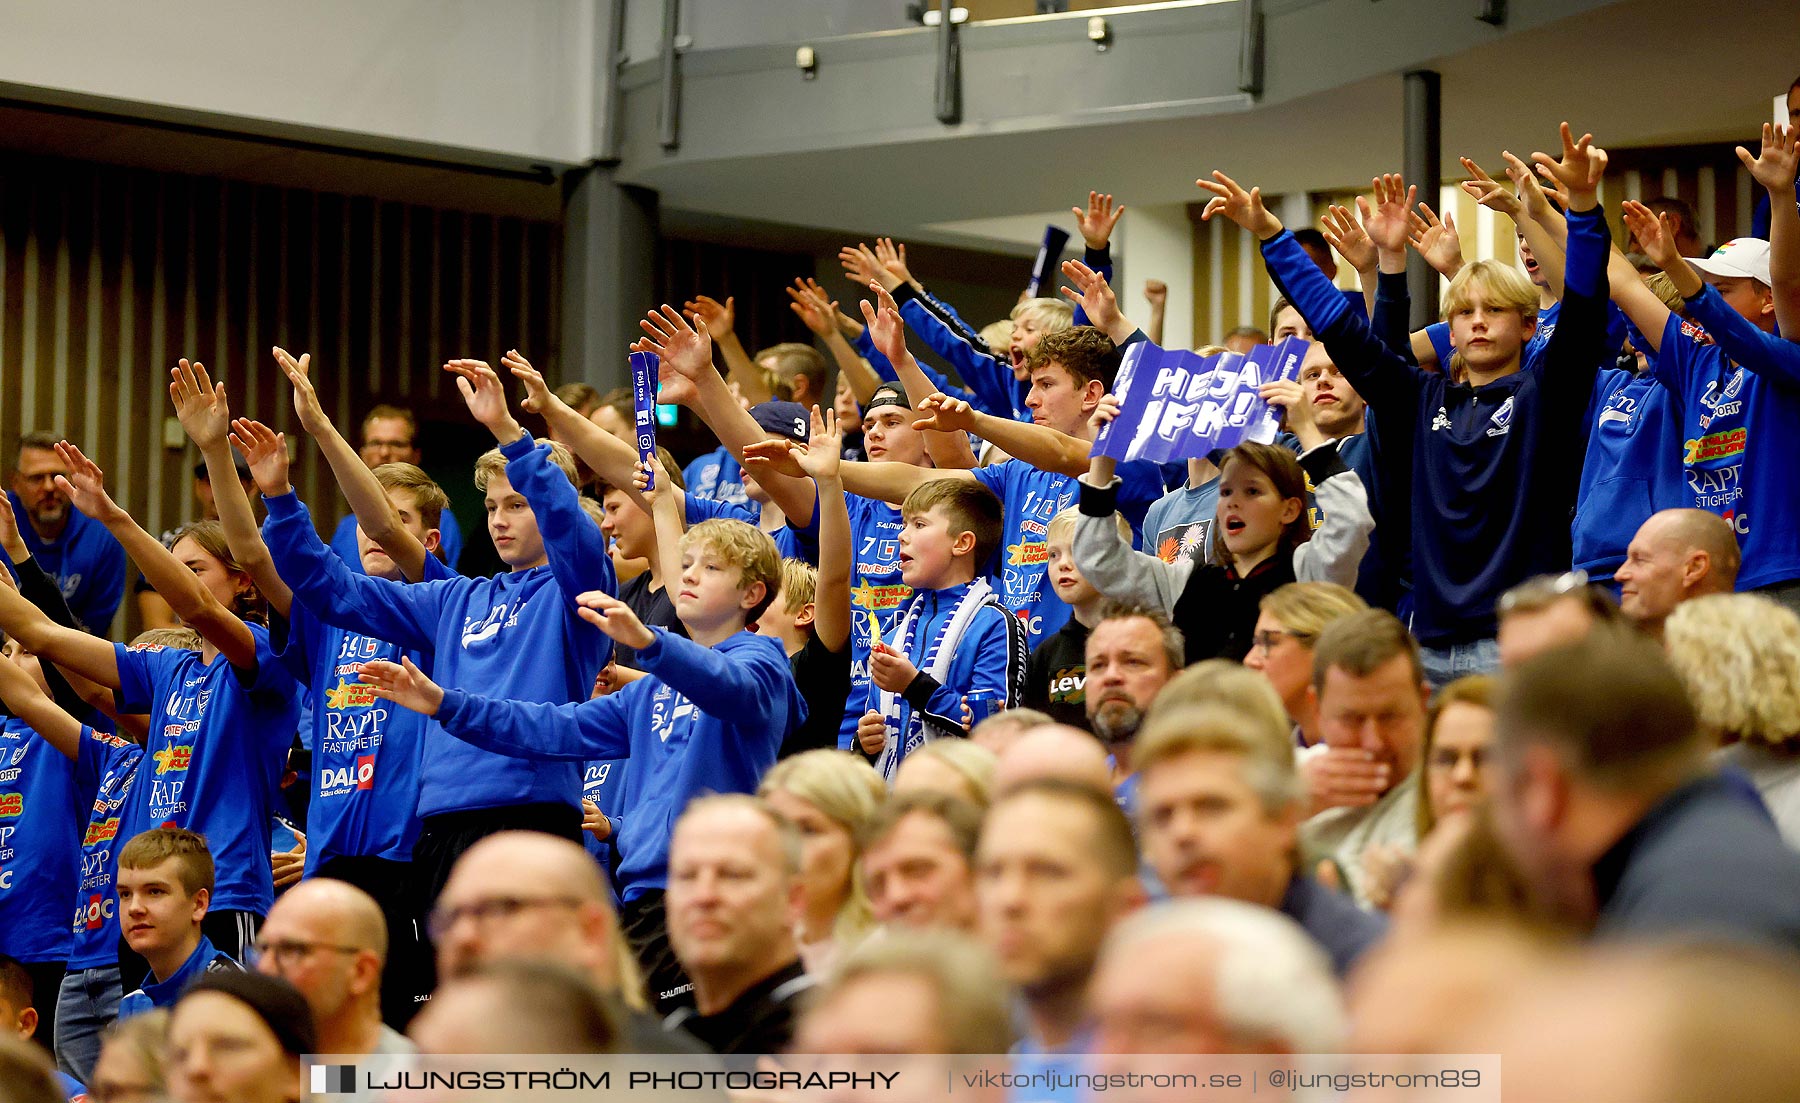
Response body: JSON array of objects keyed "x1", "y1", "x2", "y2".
[
  {"x1": 1403, "y1": 69, "x2": 1441, "y2": 328},
  {"x1": 560, "y1": 166, "x2": 658, "y2": 392}
]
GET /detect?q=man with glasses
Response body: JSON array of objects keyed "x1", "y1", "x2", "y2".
[
  {"x1": 7, "y1": 431, "x2": 127, "y2": 634},
  {"x1": 251, "y1": 879, "x2": 412, "y2": 1058},
  {"x1": 326, "y1": 405, "x2": 465, "y2": 573},
  {"x1": 428, "y1": 832, "x2": 704, "y2": 1053}
]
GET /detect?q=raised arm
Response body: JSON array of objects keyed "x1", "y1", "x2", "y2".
[
  {"x1": 636, "y1": 305, "x2": 820, "y2": 524},
  {"x1": 276, "y1": 347, "x2": 431, "y2": 583},
  {"x1": 1057, "y1": 259, "x2": 1139, "y2": 347},
  {"x1": 169, "y1": 360, "x2": 292, "y2": 619},
  {"x1": 862, "y1": 284, "x2": 978, "y2": 470},
  {"x1": 360, "y1": 656, "x2": 624, "y2": 762},
  {"x1": 791, "y1": 406, "x2": 851, "y2": 653},
  {"x1": 1739, "y1": 123, "x2": 1800, "y2": 337},
  {"x1": 1200, "y1": 171, "x2": 1421, "y2": 412},
  {"x1": 639, "y1": 456, "x2": 686, "y2": 602},
  {"x1": 1142, "y1": 280, "x2": 1168, "y2": 346},
  {"x1": 912, "y1": 393, "x2": 1089, "y2": 477},
  {"x1": 59, "y1": 434, "x2": 258, "y2": 669},
  {"x1": 503, "y1": 349, "x2": 649, "y2": 513},
  {"x1": 787, "y1": 278, "x2": 885, "y2": 406},
  {"x1": 1321, "y1": 202, "x2": 1380, "y2": 319},
  {"x1": 741, "y1": 440, "x2": 967, "y2": 507}
]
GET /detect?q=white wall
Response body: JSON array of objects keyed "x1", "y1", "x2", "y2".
[
  {"x1": 0, "y1": 0, "x2": 601, "y2": 166},
  {"x1": 1116, "y1": 203, "x2": 1193, "y2": 352}
]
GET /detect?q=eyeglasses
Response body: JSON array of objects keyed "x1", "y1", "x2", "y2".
[
  {"x1": 248, "y1": 937, "x2": 364, "y2": 970},
  {"x1": 1429, "y1": 746, "x2": 1490, "y2": 772},
  {"x1": 426, "y1": 895, "x2": 585, "y2": 941},
  {"x1": 1251, "y1": 628, "x2": 1312, "y2": 655}
]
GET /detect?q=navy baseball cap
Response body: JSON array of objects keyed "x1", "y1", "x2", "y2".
[{"x1": 751, "y1": 400, "x2": 811, "y2": 443}]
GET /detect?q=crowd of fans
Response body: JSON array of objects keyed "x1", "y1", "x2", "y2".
[{"x1": 4, "y1": 85, "x2": 1800, "y2": 1103}]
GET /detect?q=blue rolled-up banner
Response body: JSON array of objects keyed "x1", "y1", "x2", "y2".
[
  {"x1": 629, "y1": 350, "x2": 659, "y2": 490},
  {"x1": 1093, "y1": 337, "x2": 1311, "y2": 464},
  {"x1": 1026, "y1": 225, "x2": 1071, "y2": 298}
]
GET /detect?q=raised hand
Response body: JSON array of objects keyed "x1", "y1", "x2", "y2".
[
  {"x1": 839, "y1": 243, "x2": 901, "y2": 293},
  {"x1": 740, "y1": 439, "x2": 808, "y2": 481},
  {"x1": 682, "y1": 295, "x2": 736, "y2": 340},
  {"x1": 1087, "y1": 393, "x2": 1123, "y2": 436},
  {"x1": 1407, "y1": 201, "x2": 1463, "y2": 277},
  {"x1": 272, "y1": 347, "x2": 332, "y2": 437},
  {"x1": 873, "y1": 237, "x2": 916, "y2": 288},
  {"x1": 500, "y1": 349, "x2": 559, "y2": 417},
  {"x1": 1196, "y1": 171, "x2": 1283, "y2": 239},
  {"x1": 1073, "y1": 191, "x2": 1126, "y2": 251},
  {"x1": 636, "y1": 305, "x2": 714, "y2": 383},
  {"x1": 1258, "y1": 378, "x2": 1312, "y2": 434},
  {"x1": 631, "y1": 454, "x2": 672, "y2": 509},
  {"x1": 51, "y1": 442, "x2": 126, "y2": 525},
  {"x1": 1320, "y1": 204, "x2": 1376, "y2": 273},
  {"x1": 785, "y1": 279, "x2": 839, "y2": 339},
  {"x1": 358, "y1": 656, "x2": 446, "y2": 717},
  {"x1": 227, "y1": 419, "x2": 293, "y2": 498},
  {"x1": 858, "y1": 282, "x2": 910, "y2": 367},
  {"x1": 1143, "y1": 279, "x2": 1168, "y2": 308},
  {"x1": 169, "y1": 358, "x2": 232, "y2": 451},
  {"x1": 0, "y1": 488, "x2": 25, "y2": 562},
  {"x1": 1459, "y1": 157, "x2": 1522, "y2": 219},
  {"x1": 793, "y1": 405, "x2": 844, "y2": 482},
  {"x1": 1359, "y1": 174, "x2": 1416, "y2": 255},
  {"x1": 1737, "y1": 123, "x2": 1800, "y2": 194},
  {"x1": 1499, "y1": 151, "x2": 1557, "y2": 219},
  {"x1": 911, "y1": 392, "x2": 979, "y2": 436},
  {"x1": 1620, "y1": 201, "x2": 1681, "y2": 271},
  {"x1": 629, "y1": 338, "x2": 700, "y2": 409},
  {"x1": 1531, "y1": 122, "x2": 1607, "y2": 207},
  {"x1": 442, "y1": 359, "x2": 519, "y2": 440},
  {"x1": 576, "y1": 590, "x2": 655, "y2": 651},
  {"x1": 1058, "y1": 258, "x2": 1123, "y2": 334}
]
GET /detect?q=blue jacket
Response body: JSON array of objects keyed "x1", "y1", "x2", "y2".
[
  {"x1": 5, "y1": 494, "x2": 127, "y2": 634},
  {"x1": 682, "y1": 447, "x2": 749, "y2": 507},
  {"x1": 0, "y1": 718, "x2": 78, "y2": 962},
  {"x1": 117, "y1": 936, "x2": 240, "y2": 1019},
  {"x1": 434, "y1": 628, "x2": 802, "y2": 900},
  {"x1": 1573, "y1": 367, "x2": 1685, "y2": 580},
  {"x1": 263, "y1": 432, "x2": 614, "y2": 817},
  {"x1": 1262, "y1": 206, "x2": 1612, "y2": 645},
  {"x1": 869, "y1": 581, "x2": 1028, "y2": 761}
]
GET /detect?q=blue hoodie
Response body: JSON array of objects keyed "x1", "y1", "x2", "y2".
[
  {"x1": 0, "y1": 718, "x2": 78, "y2": 962},
  {"x1": 433, "y1": 628, "x2": 802, "y2": 901},
  {"x1": 1654, "y1": 287, "x2": 1800, "y2": 589},
  {"x1": 262, "y1": 432, "x2": 615, "y2": 818},
  {"x1": 1572, "y1": 365, "x2": 1685, "y2": 580},
  {"x1": 683, "y1": 447, "x2": 749, "y2": 507},
  {"x1": 69, "y1": 727, "x2": 143, "y2": 970},
  {"x1": 6, "y1": 494, "x2": 127, "y2": 634},
  {"x1": 117, "y1": 935, "x2": 239, "y2": 1019},
  {"x1": 1262, "y1": 206, "x2": 1612, "y2": 645},
  {"x1": 330, "y1": 508, "x2": 464, "y2": 575}
]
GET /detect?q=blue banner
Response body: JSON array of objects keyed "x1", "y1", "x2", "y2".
[
  {"x1": 629, "y1": 350, "x2": 659, "y2": 490},
  {"x1": 1026, "y1": 225, "x2": 1071, "y2": 298},
  {"x1": 1092, "y1": 337, "x2": 1310, "y2": 464}
]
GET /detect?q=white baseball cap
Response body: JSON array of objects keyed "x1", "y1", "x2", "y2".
[{"x1": 1687, "y1": 238, "x2": 1771, "y2": 286}]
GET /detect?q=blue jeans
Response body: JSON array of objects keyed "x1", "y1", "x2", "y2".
[
  {"x1": 55, "y1": 966, "x2": 121, "y2": 1085},
  {"x1": 1419, "y1": 637, "x2": 1500, "y2": 690}
]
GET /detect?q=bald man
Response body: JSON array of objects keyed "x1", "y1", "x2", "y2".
[
  {"x1": 254, "y1": 880, "x2": 412, "y2": 1057},
  {"x1": 993, "y1": 725, "x2": 1114, "y2": 796},
  {"x1": 1615, "y1": 509, "x2": 1740, "y2": 637},
  {"x1": 430, "y1": 832, "x2": 704, "y2": 1054}
]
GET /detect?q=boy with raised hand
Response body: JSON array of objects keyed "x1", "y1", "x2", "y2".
[
  {"x1": 848, "y1": 477, "x2": 1024, "y2": 781},
  {"x1": 172, "y1": 350, "x2": 446, "y2": 1026},
  {"x1": 259, "y1": 356, "x2": 613, "y2": 906},
  {"x1": 115, "y1": 829, "x2": 242, "y2": 1019},
  {"x1": 754, "y1": 408, "x2": 854, "y2": 760},
  {"x1": 1618, "y1": 124, "x2": 1800, "y2": 612},
  {"x1": 635, "y1": 307, "x2": 926, "y2": 751},
  {"x1": 1196, "y1": 123, "x2": 1613, "y2": 684},
  {"x1": 357, "y1": 517, "x2": 801, "y2": 1013}
]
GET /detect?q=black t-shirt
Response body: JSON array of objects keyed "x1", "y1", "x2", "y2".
[
  {"x1": 1025, "y1": 618, "x2": 1089, "y2": 731},
  {"x1": 663, "y1": 960, "x2": 812, "y2": 1056},
  {"x1": 616, "y1": 571, "x2": 685, "y2": 669},
  {"x1": 781, "y1": 633, "x2": 851, "y2": 759}
]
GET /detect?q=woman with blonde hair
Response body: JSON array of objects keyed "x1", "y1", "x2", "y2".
[
  {"x1": 1243, "y1": 582, "x2": 1368, "y2": 743},
  {"x1": 892, "y1": 738, "x2": 997, "y2": 808},
  {"x1": 757, "y1": 750, "x2": 888, "y2": 974},
  {"x1": 1665, "y1": 594, "x2": 1800, "y2": 845}
]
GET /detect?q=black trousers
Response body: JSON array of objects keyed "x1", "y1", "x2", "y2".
[
  {"x1": 410, "y1": 802, "x2": 584, "y2": 910},
  {"x1": 620, "y1": 890, "x2": 695, "y2": 1017}
]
